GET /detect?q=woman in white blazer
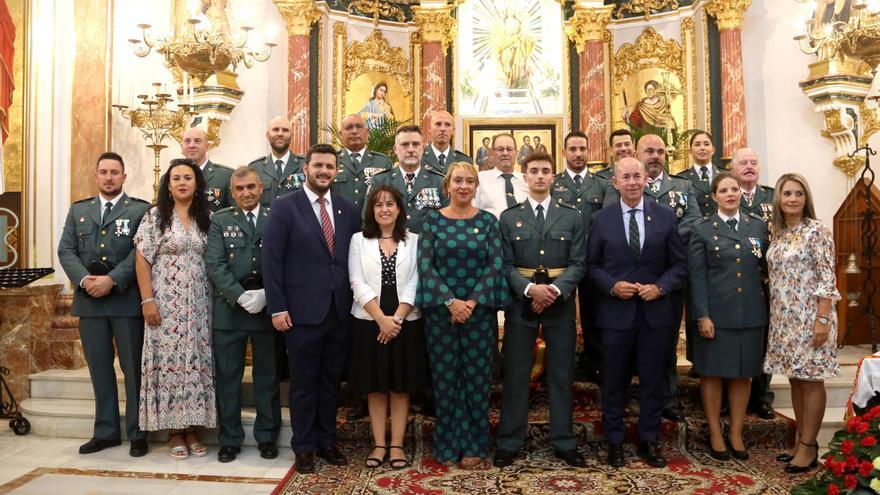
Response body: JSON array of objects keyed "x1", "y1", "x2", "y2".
[{"x1": 348, "y1": 185, "x2": 428, "y2": 470}]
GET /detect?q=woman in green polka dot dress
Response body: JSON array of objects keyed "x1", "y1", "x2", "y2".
[{"x1": 416, "y1": 162, "x2": 510, "y2": 469}]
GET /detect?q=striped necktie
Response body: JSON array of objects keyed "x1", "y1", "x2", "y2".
[{"x1": 317, "y1": 197, "x2": 335, "y2": 256}]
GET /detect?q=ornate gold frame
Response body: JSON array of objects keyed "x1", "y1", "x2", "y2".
[
  {"x1": 462, "y1": 117, "x2": 564, "y2": 171},
  {"x1": 332, "y1": 27, "x2": 413, "y2": 128}
]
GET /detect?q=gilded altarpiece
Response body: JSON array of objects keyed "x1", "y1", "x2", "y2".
[{"x1": 1, "y1": 0, "x2": 25, "y2": 268}]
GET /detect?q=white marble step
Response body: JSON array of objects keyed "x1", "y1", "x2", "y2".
[
  {"x1": 19, "y1": 397, "x2": 294, "y2": 447},
  {"x1": 776, "y1": 406, "x2": 847, "y2": 451},
  {"x1": 769, "y1": 366, "x2": 857, "y2": 409}
]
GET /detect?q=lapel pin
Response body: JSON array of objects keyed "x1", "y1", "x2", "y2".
[
  {"x1": 646, "y1": 215, "x2": 652, "y2": 222},
  {"x1": 337, "y1": 209, "x2": 342, "y2": 215},
  {"x1": 79, "y1": 217, "x2": 85, "y2": 222}
]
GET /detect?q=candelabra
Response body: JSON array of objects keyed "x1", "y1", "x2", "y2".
[
  {"x1": 112, "y1": 83, "x2": 195, "y2": 203},
  {"x1": 795, "y1": 0, "x2": 880, "y2": 66},
  {"x1": 128, "y1": 11, "x2": 276, "y2": 84}
]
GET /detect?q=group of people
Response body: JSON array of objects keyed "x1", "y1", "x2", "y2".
[{"x1": 58, "y1": 109, "x2": 839, "y2": 476}]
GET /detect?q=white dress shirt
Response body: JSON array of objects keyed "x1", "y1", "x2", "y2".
[
  {"x1": 474, "y1": 168, "x2": 529, "y2": 219},
  {"x1": 270, "y1": 150, "x2": 291, "y2": 167},
  {"x1": 692, "y1": 163, "x2": 714, "y2": 182},
  {"x1": 431, "y1": 144, "x2": 449, "y2": 163},
  {"x1": 243, "y1": 204, "x2": 261, "y2": 227},
  {"x1": 523, "y1": 195, "x2": 561, "y2": 298},
  {"x1": 303, "y1": 184, "x2": 335, "y2": 230},
  {"x1": 98, "y1": 192, "x2": 123, "y2": 224},
  {"x1": 566, "y1": 168, "x2": 588, "y2": 183},
  {"x1": 621, "y1": 197, "x2": 645, "y2": 250}
]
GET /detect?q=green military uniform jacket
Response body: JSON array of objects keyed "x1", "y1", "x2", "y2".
[
  {"x1": 674, "y1": 164, "x2": 726, "y2": 218},
  {"x1": 421, "y1": 147, "x2": 473, "y2": 174},
  {"x1": 202, "y1": 160, "x2": 234, "y2": 212},
  {"x1": 740, "y1": 184, "x2": 774, "y2": 225},
  {"x1": 57, "y1": 194, "x2": 151, "y2": 317},
  {"x1": 331, "y1": 148, "x2": 393, "y2": 211},
  {"x1": 369, "y1": 165, "x2": 447, "y2": 234},
  {"x1": 603, "y1": 172, "x2": 700, "y2": 242},
  {"x1": 688, "y1": 212, "x2": 769, "y2": 329},
  {"x1": 500, "y1": 200, "x2": 586, "y2": 326},
  {"x1": 550, "y1": 170, "x2": 607, "y2": 230},
  {"x1": 205, "y1": 205, "x2": 273, "y2": 331},
  {"x1": 595, "y1": 166, "x2": 613, "y2": 180},
  {"x1": 248, "y1": 152, "x2": 306, "y2": 207}
]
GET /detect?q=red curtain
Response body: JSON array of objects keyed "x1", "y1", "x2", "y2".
[{"x1": 0, "y1": 0, "x2": 15, "y2": 144}]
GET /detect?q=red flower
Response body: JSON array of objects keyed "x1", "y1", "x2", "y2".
[
  {"x1": 841, "y1": 440, "x2": 855, "y2": 455},
  {"x1": 848, "y1": 417, "x2": 863, "y2": 433},
  {"x1": 857, "y1": 422, "x2": 870, "y2": 434},
  {"x1": 862, "y1": 435, "x2": 877, "y2": 447},
  {"x1": 844, "y1": 474, "x2": 858, "y2": 490},
  {"x1": 832, "y1": 461, "x2": 847, "y2": 477},
  {"x1": 846, "y1": 455, "x2": 859, "y2": 471},
  {"x1": 860, "y1": 460, "x2": 873, "y2": 477},
  {"x1": 828, "y1": 483, "x2": 840, "y2": 495},
  {"x1": 870, "y1": 405, "x2": 880, "y2": 417}
]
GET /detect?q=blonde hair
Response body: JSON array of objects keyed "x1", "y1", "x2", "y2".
[
  {"x1": 771, "y1": 173, "x2": 816, "y2": 236},
  {"x1": 442, "y1": 161, "x2": 479, "y2": 195}
]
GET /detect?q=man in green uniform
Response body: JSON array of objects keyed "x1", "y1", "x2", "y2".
[
  {"x1": 674, "y1": 131, "x2": 725, "y2": 218},
  {"x1": 550, "y1": 131, "x2": 607, "y2": 383},
  {"x1": 332, "y1": 114, "x2": 393, "y2": 211},
  {"x1": 57, "y1": 152, "x2": 151, "y2": 457},
  {"x1": 731, "y1": 147, "x2": 776, "y2": 420},
  {"x1": 182, "y1": 127, "x2": 233, "y2": 211},
  {"x1": 421, "y1": 110, "x2": 472, "y2": 173},
  {"x1": 595, "y1": 128, "x2": 635, "y2": 180},
  {"x1": 248, "y1": 116, "x2": 306, "y2": 207},
  {"x1": 495, "y1": 152, "x2": 587, "y2": 468},
  {"x1": 206, "y1": 166, "x2": 281, "y2": 463},
  {"x1": 370, "y1": 124, "x2": 447, "y2": 234}
]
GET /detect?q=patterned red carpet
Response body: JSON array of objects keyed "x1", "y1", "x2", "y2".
[{"x1": 274, "y1": 379, "x2": 807, "y2": 494}]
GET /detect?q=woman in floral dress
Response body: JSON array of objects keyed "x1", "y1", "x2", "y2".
[
  {"x1": 134, "y1": 158, "x2": 216, "y2": 460},
  {"x1": 416, "y1": 162, "x2": 509, "y2": 469},
  {"x1": 764, "y1": 173, "x2": 839, "y2": 474}
]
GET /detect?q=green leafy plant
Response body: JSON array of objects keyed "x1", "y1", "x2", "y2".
[
  {"x1": 616, "y1": 120, "x2": 702, "y2": 173},
  {"x1": 322, "y1": 117, "x2": 410, "y2": 160}
]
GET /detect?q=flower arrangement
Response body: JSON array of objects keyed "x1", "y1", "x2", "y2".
[{"x1": 792, "y1": 405, "x2": 880, "y2": 495}]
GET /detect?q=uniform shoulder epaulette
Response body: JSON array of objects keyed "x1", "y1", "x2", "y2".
[
  {"x1": 669, "y1": 175, "x2": 692, "y2": 187},
  {"x1": 372, "y1": 167, "x2": 393, "y2": 177},
  {"x1": 73, "y1": 196, "x2": 96, "y2": 204},
  {"x1": 366, "y1": 150, "x2": 390, "y2": 160},
  {"x1": 748, "y1": 212, "x2": 767, "y2": 223},
  {"x1": 247, "y1": 156, "x2": 267, "y2": 167},
  {"x1": 426, "y1": 166, "x2": 446, "y2": 176},
  {"x1": 212, "y1": 162, "x2": 234, "y2": 171},
  {"x1": 128, "y1": 197, "x2": 150, "y2": 204},
  {"x1": 555, "y1": 201, "x2": 578, "y2": 211},
  {"x1": 213, "y1": 206, "x2": 236, "y2": 216},
  {"x1": 759, "y1": 185, "x2": 774, "y2": 192},
  {"x1": 694, "y1": 216, "x2": 712, "y2": 227},
  {"x1": 452, "y1": 150, "x2": 473, "y2": 162},
  {"x1": 672, "y1": 170, "x2": 692, "y2": 180},
  {"x1": 501, "y1": 202, "x2": 523, "y2": 214}
]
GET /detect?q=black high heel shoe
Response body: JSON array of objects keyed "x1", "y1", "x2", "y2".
[
  {"x1": 708, "y1": 441, "x2": 730, "y2": 461},
  {"x1": 775, "y1": 452, "x2": 794, "y2": 463},
  {"x1": 726, "y1": 436, "x2": 749, "y2": 461},
  {"x1": 784, "y1": 441, "x2": 819, "y2": 474}
]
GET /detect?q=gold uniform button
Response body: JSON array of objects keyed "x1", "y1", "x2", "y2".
[
  {"x1": 101, "y1": 230, "x2": 106, "y2": 235},
  {"x1": 735, "y1": 244, "x2": 741, "y2": 249},
  {"x1": 407, "y1": 215, "x2": 412, "y2": 220},
  {"x1": 101, "y1": 256, "x2": 107, "y2": 261},
  {"x1": 576, "y1": 198, "x2": 582, "y2": 202},
  {"x1": 736, "y1": 272, "x2": 742, "y2": 278},
  {"x1": 736, "y1": 258, "x2": 741, "y2": 264},
  {"x1": 560, "y1": 237, "x2": 565, "y2": 241},
  {"x1": 355, "y1": 178, "x2": 360, "y2": 182},
  {"x1": 354, "y1": 189, "x2": 359, "y2": 194},
  {"x1": 99, "y1": 243, "x2": 105, "y2": 248},
  {"x1": 539, "y1": 250, "x2": 545, "y2": 255},
  {"x1": 253, "y1": 270, "x2": 257, "y2": 274},
  {"x1": 515, "y1": 236, "x2": 521, "y2": 240},
  {"x1": 252, "y1": 257, "x2": 256, "y2": 261},
  {"x1": 737, "y1": 287, "x2": 743, "y2": 293}
]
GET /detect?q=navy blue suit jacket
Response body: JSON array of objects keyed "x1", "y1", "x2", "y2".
[
  {"x1": 262, "y1": 188, "x2": 360, "y2": 325},
  {"x1": 587, "y1": 199, "x2": 686, "y2": 330}
]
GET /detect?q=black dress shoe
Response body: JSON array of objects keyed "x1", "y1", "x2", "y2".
[
  {"x1": 775, "y1": 452, "x2": 794, "y2": 463},
  {"x1": 751, "y1": 404, "x2": 776, "y2": 420},
  {"x1": 637, "y1": 441, "x2": 667, "y2": 468},
  {"x1": 217, "y1": 445, "x2": 241, "y2": 463},
  {"x1": 347, "y1": 400, "x2": 369, "y2": 421},
  {"x1": 129, "y1": 439, "x2": 148, "y2": 457},
  {"x1": 784, "y1": 442, "x2": 819, "y2": 473},
  {"x1": 493, "y1": 449, "x2": 517, "y2": 468},
  {"x1": 661, "y1": 407, "x2": 685, "y2": 422},
  {"x1": 708, "y1": 442, "x2": 730, "y2": 461},
  {"x1": 607, "y1": 443, "x2": 625, "y2": 468},
  {"x1": 79, "y1": 437, "x2": 121, "y2": 454},
  {"x1": 726, "y1": 437, "x2": 749, "y2": 460},
  {"x1": 258, "y1": 442, "x2": 279, "y2": 459},
  {"x1": 555, "y1": 449, "x2": 586, "y2": 467},
  {"x1": 316, "y1": 445, "x2": 348, "y2": 465},
  {"x1": 295, "y1": 452, "x2": 316, "y2": 473}
]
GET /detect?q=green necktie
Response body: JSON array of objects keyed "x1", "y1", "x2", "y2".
[
  {"x1": 726, "y1": 217, "x2": 738, "y2": 231},
  {"x1": 438, "y1": 153, "x2": 446, "y2": 171},
  {"x1": 700, "y1": 165, "x2": 709, "y2": 181},
  {"x1": 536, "y1": 203, "x2": 545, "y2": 231},
  {"x1": 501, "y1": 173, "x2": 517, "y2": 208},
  {"x1": 629, "y1": 208, "x2": 640, "y2": 256}
]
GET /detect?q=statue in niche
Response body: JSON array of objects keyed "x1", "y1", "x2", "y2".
[
  {"x1": 493, "y1": 8, "x2": 536, "y2": 89},
  {"x1": 201, "y1": 0, "x2": 230, "y2": 35},
  {"x1": 359, "y1": 82, "x2": 396, "y2": 130}
]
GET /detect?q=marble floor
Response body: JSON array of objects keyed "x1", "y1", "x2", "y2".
[{"x1": 0, "y1": 430, "x2": 288, "y2": 494}]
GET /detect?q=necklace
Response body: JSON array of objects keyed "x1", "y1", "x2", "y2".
[{"x1": 380, "y1": 235, "x2": 394, "y2": 239}]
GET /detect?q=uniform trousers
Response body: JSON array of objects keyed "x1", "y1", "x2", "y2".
[{"x1": 78, "y1": 316, "x2": 145, "y2": 441}]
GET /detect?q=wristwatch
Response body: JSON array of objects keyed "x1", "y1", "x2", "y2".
[
  {"x1": 818, "y1": 314, "x2": 830, "y2": 326},
  {"x1": 444, "y1": 298, "x2": 455, "y2": 307},
  {"x1": 658, "y1": 287, "x2": 666, "y2": 296}
]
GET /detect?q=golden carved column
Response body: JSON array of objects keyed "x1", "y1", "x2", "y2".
[
  {"x1": 705, "y1": 0, "x2": 752, "y2": 157},
  {"x1": 412, "y1": 5, "x2": 456, "y2": 130},
  {"x1": 565, "y1": 5, "x2": 613, "y2": 163},
  {"x1": 274, "y1": 0, "x2": 322, "y2": 154}
]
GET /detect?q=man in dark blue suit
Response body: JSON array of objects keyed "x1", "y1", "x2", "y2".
[
  {"x1": 587, "y1": 157, "x2": 686, "y2": 469},
  {"x1": 262, "y1": 143, "x2": 360, "y2": 474}
]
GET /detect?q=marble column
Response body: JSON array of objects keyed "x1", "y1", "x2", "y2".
[
  {"x1": 706, "y1": 0, "x2": 752, "y2": 157},
  {"x1": 412, "y1": 6, "x2": 456, "y2": 129},
  {"x1": 567, "y1": 6, "x2": 613, "y2": 163},
  {"x1": 274, "y1": 0, "x2": 322, "y2": 154},
  {"x1": 0, "y1": 284, "x2": 62, "y2": 401}
]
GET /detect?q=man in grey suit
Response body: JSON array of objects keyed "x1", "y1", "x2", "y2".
[
  {"x1": 495, "y1": 152, "x2": 587, "y2": 468},
  {"x1": 57, "y1": 152, "x2": 151, "y2": 457},
  {"x1": 248, "y1": 116, "x2": 306, "y2": 207},
  {"x1": 182, "y1": 127, "x2": 233, "y2": 211}
]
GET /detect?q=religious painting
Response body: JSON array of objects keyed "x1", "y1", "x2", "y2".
[
  {"x1": 617, "y1": 69, "x2": 684, "y2": 140},
  {"x1": 335, "y1": 30, "x2": 413, "y2": 129},
  {"x1": 456, "y1": 0, "x2": 565, "y2": 116},
  {"x1": 463, "y1": 118, "x2": 562, "y2": 172}
]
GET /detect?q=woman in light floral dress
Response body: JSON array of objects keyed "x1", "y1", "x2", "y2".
[
  {"x1": 764, "y1": 173, "x2": 839, "y2": 474},
  {"x1": 134, "y1": 158, "x2": 216, "y2": 460}
]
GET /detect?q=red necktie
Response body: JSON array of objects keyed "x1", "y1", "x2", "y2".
[{"x1": 317, "y1": 197, "x2": 335, "y2": 255}]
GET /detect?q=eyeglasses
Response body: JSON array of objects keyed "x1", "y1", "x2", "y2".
[{"x1": 493, "y1": 147, "x2": 515, "y2": 153}]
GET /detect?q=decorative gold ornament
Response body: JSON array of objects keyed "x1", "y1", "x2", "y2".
[
  {"x1": 615, "y1": 0, "x2": 680, "y2": 20},
  {"x1": 860, "y1": 101, "x2": 880, "y2": 145},
  {"x1": 565, "y1": 6, "x2": 614, "y2": 50},
  {"x1": 834, "y1": 154, "x2": 866, "y2": 176},
  {"x1": 343, "y1": 30, "x2": 412, "y2": 96},
  {"x1": 273, "y1": 0, "x2": 323, "y2": 36},
  {"x1": 347, "y1": 0, "x2": 405, "y2": 26},
  {"x1": 612, "y1": 27, "x2": 684, "y2": 90},
  {"x1": 411, "y1": 5, "x2": 456, "y2": 51},
  {"x1": 704, "y1": 0, "x2": 752, "y2": 31}
]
